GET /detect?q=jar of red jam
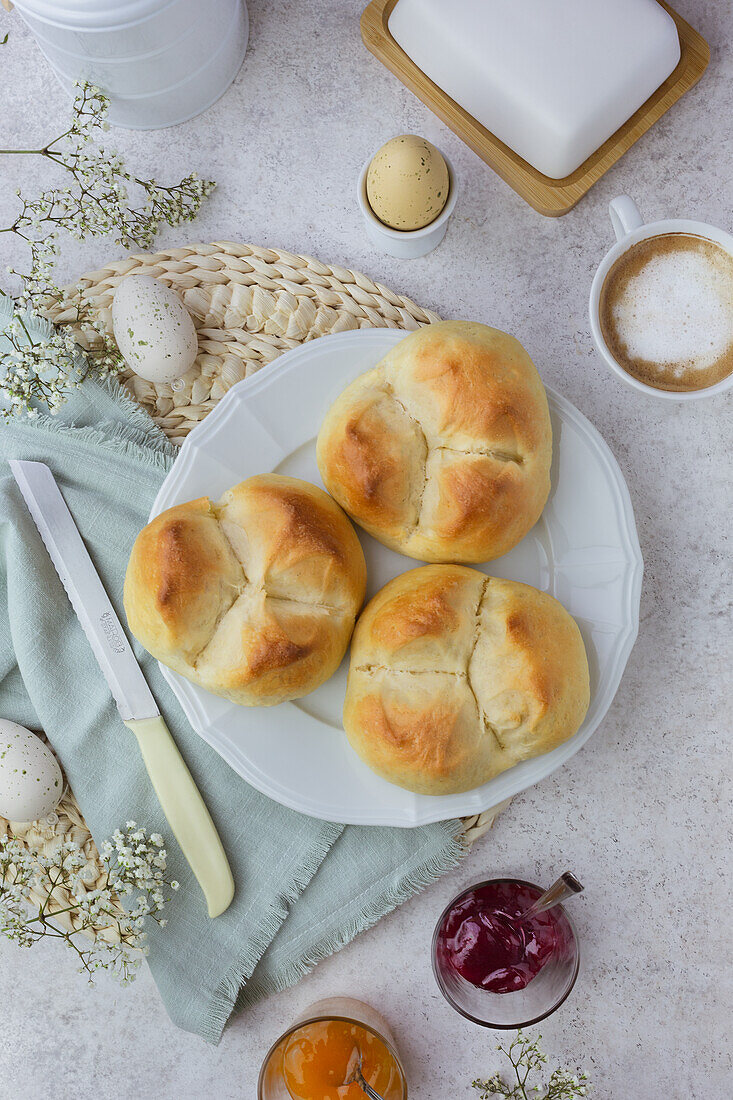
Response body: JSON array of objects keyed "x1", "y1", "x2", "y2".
[{"x1": 432, "y1": 878, "x2": 580, "y2": 1028}]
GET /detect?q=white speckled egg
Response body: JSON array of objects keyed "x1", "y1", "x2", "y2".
[
  {"x1": 112, "y1": 275, "x2": 198, "y2": 384},
  {"x1": 366, "y1": 135, "x2": 450, "y2": 231},
  {"x1": 0, "y1": 719, "x2": 63, "y2": 822}
]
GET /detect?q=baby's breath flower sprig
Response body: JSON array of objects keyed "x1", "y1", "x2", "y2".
[
  {"x1": 472, "y1": 1030, "x2": 590, "y2": 1100},
  {"x1": 1, "y1": 82, "x2": 215, "y2": 273},
  {"x1": 0, "y1": 301, "x2": 123, "y2": 420},
  {"x1": 0, "y1": 80, "x2": 214, "y2": 417},
  {"x1": 0, "y1": 822, "x2": 178, "y2": 985},
  {"x1": 0, "y1": 310, "x2": 84, "y2": 419}
]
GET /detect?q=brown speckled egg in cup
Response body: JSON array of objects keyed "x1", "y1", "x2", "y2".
[
  {"x1": 358, "y1": 135, "x2": 457, "y2": 258},
  {"x1": 367, "y1": 135, "x2": 449, "y2": 230}
]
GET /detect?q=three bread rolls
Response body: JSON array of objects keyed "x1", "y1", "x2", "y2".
[{"x1": 125, "y1": 322, "x2": 589, "y2": 796}]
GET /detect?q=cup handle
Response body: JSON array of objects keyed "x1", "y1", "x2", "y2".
[{"x1": 609, "y1": 196, "x2": 645, "y2": 242}]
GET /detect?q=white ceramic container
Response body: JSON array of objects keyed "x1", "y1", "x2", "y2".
[
  {"x1": 388, "y1": 0, "x2": 680, "y2": 179},
  {"x1": 357, "y1": 153, "x2": 458, "y2": 259},
  {"x1": 589, "y1": 196, "x2": 733, "y2": 402},
  {"x1": 151, "y1": 329, "x2": 643, "y2": 827},
  {"x1": 11, "y1": 0, "x2": 248, "y2": 129}
]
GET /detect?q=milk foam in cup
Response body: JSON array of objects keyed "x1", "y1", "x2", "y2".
[{"x1": 590, "y1": 197, "x2": 733, "y2": 401}]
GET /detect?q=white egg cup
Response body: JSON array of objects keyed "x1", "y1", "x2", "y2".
[
  {"x1": 589, "y1": 196, "x2": 733, "y2": 402},
  {"x1": 357, "y1": 153, "x2": 457, "y2": 259}
]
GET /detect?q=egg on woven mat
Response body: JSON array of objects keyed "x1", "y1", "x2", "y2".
[
  {"x1": 112, "y1": 274, "x2": 198, "y2": 384},
  {"x1": 0, "y1": 719, "x2": 63, "y2": 822}
]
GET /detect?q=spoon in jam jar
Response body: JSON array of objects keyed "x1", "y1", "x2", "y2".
[
  {"x1": 515, "y1": 871, "x2": 583, "y2": 925},
  {"x1": 344, "y1": 1047, "x2": 387, "y2": 1100}
]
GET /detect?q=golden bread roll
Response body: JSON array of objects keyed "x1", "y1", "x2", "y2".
[
  {"x1": 343, "y1": 565, "x2": 589, "y2": 794},
  {"x1": 316, "y1": 321, "x2": 552, "y2": 563},
  {"x1": 124, "y1": 474, "x2": 366, "y2": 706}
]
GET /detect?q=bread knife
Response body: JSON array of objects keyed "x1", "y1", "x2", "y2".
[{"x1": 9, "y1": 459, "x2": 234, "y2": 919}]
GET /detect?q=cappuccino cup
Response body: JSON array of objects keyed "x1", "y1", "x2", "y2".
[{"x1": 589, "y1": 196, "x2": 733, "y2": 401}]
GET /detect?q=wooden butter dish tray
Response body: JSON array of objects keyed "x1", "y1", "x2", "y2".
[{"x1": 361, "y1": 0, "x2": 709, "y2": 217}]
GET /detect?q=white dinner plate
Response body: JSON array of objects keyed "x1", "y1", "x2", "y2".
[{"x1": 151, "y1": 330, "x2": 642, "y2": 826}]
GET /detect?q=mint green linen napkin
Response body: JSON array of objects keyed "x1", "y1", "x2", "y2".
[{"x1": 0, "y1": 303, "x2": 465, "y2": 1043}]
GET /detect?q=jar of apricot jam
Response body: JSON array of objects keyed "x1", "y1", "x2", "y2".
[{"x1": 258, "y1": 997, "x2": 407, "y2": 1100}]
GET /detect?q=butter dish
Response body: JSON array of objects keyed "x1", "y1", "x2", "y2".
[
  {"x1": 387, "y1": 0, "x2": 680, "y2": 180},
  {"x1": 361, "y1": 0, "x2": 709, "y2": 215}
]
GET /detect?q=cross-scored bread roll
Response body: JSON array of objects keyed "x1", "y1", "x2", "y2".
[
  {"x1": 124, "y1": 475, "x2": 367, "y2": 706},
  {"x1": 316, "y1": 321, "x2": 552, "y2": 563},
  {"x1": 343, "y1": 565, "x2": 589, "y2": 794}
]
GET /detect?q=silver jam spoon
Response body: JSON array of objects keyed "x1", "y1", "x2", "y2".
[
  {"x1": 344, "y1": 1047, "x2": 387, "y2": 1100},
  {"x1": 516, "y1": 871, "x2": 584, "y2": 924}
]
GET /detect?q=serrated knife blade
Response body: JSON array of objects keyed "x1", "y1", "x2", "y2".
[
  {"x1": 9, "y1": 459, "x2": 234, "y2": 917},
  {"x1": 9, "y1": 459, "x2": 158, "y2": 722}
]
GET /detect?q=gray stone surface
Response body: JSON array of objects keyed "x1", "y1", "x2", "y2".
[{"x1": 0, "y1": 2, "x2": 731, "y2": 1097}]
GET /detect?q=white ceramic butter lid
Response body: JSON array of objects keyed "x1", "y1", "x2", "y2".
[{"x1": 388, "y1": 0, "x2": 681, "y2": 179}]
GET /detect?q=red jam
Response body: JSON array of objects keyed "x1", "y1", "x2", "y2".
[{"x1": 436, "y1": 880, "x2": 569, "y2": 994}]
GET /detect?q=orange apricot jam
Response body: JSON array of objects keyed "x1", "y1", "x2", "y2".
[{"x1": 282, "y1": 1019, "x2": 404, "y2": 1100}]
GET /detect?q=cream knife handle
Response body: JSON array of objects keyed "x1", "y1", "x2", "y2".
[{"x1": 124, "y1": 717, "x2": 234, "y2": 918}]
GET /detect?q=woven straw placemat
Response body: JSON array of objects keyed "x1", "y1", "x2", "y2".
[
  {"x1": 3, "y1": 243, "x2": 508, "y2": 944},
  {"x1": 49, "y1": 241, "x2": 444, "y2": 442}
]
